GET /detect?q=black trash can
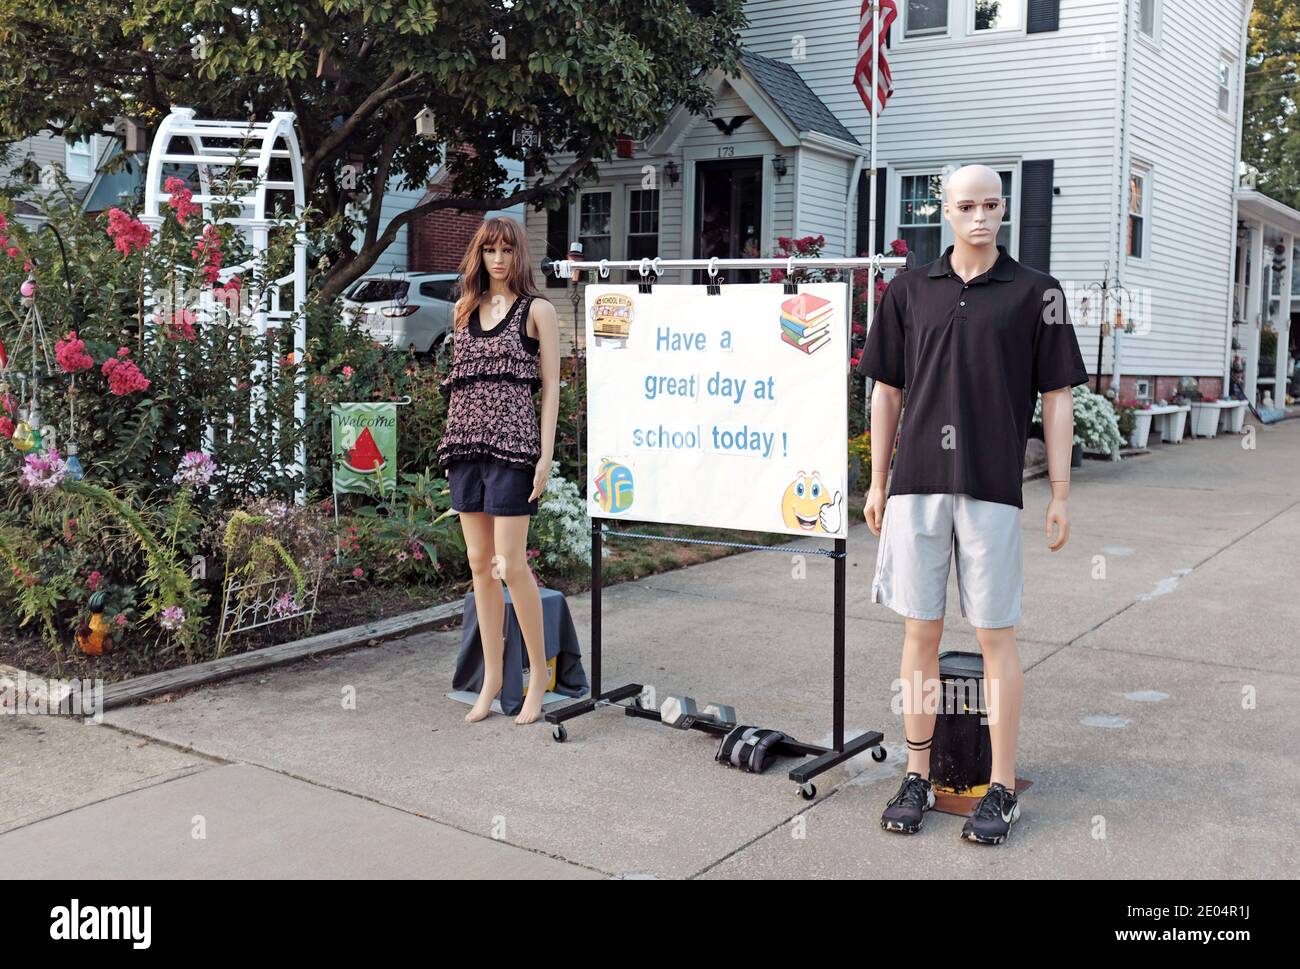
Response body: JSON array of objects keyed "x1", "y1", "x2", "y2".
[{"x1": 930, "y1": 651, "x2": 992, "y2": 795}]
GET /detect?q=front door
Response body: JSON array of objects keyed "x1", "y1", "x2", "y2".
[{"x1": 693, "y1": 158, "x2": 763, "y2": 284}]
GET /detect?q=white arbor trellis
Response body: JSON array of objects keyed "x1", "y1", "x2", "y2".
[{"x1": 140, "y1": 106, "x2": 309, "y2": 503}]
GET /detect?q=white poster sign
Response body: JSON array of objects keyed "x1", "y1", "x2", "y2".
[{"x1": 586, "y1": 283, "x2": 848, "y2": 538}]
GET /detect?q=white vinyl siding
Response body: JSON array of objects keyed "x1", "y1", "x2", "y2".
[{"x1": 1122, "y1": 0, "x2": 1242, "y2": 377}]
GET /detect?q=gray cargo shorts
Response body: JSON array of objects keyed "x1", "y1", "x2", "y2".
[{"x1": 871, "y1": 492, "x2": 1024, "y2": 628}]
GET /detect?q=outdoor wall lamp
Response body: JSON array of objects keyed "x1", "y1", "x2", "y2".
[
  {"x1": 772, "y1": 155, "x2": 788, "y2": 179},
  {"x1": 664, "y1": 160, "x2": 679, "y2": 185}
]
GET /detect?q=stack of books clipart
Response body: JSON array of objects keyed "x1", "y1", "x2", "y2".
[{"x1": 779, "y1": 293, "x2": 832, "y2": 355}]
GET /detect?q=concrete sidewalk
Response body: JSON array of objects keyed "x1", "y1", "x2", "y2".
[{"x1": 3, "y1": 418, "x2": 1298, "y2": 878}]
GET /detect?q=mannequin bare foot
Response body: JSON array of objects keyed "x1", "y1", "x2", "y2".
[
  {"x1": 514, "y1": 687, "x2": 546, "y2": 725},
  {"x1": 465, "y1": 674, "x2": 502, "y2": 723}
]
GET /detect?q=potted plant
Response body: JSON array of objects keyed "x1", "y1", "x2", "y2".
[{"x1": 1033, "y1": 385, "x2": 1125, "y2": 463}]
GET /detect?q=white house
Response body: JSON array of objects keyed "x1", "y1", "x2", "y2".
[{"x1": 528, "y1": 0, "x2": 1282, "y2": 408}]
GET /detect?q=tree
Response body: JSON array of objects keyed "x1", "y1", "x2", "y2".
[
  {"x1": 1243, "y1": 0, "x2": 1300, "y2": 209},
  {"x1": 0, "y1": 0, "x2": 747, "y2": 299}
]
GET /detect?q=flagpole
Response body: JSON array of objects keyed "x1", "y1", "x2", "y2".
[{"x1": 864, "y1": 0, "x2": 880, "y2": 409}]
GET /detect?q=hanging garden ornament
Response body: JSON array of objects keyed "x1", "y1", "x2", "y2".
[
  {"x1": 19, "y1": 277, "x2": 34, "y2": 298},
  {"x1": 63, "y1": 373, "x2": 83, "y2": 479},
  {"x1": 11, "y1": 405, "x2": 35, "y2": 453},
  {"x1": 63, "y1": 441, "x2": 84, "y2": 481}
]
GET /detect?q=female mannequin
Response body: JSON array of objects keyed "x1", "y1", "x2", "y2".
[{"x1": 435, "y1": 217, "x2": 560, "y2": 724}]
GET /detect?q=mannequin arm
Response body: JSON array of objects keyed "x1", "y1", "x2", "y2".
[
  {"x1": 864, "y1": 380, "x2": 903, "y2": 535},
  {"x1": 1040, "y1": 386, "x2": 1074, "y2": 550}
]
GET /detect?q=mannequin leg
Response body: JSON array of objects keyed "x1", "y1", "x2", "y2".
[
  {"x1": 973, "y1": 625, "x2": 1023, "y2": 789},
  {"x1": 461, "y1": 512, "x2": 504, "y2": 723},
  {"x1": 493, "y1": 514, "x2": 548, "y2": 725},
  {"x1": 901, "y1": 616, "x2": 944, "y2": 777}
]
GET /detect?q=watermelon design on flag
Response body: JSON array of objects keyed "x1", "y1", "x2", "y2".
[{"x1": 343, "y1": 426, "x2": 385, "y2": 473}]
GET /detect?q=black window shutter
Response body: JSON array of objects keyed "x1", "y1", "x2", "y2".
[
  {"x1": 1027, "y1": 0, "x2": 1060, "y2": 33},
  {"x1": 1019, "y1": 159, "x2": 1054, "y2": 272},
  {"x1": 856, "y1": 166, "x2": 887, "y2": 256},
  {"x1": 545, "y1": 204, "x2": 569, "y2": 289}
]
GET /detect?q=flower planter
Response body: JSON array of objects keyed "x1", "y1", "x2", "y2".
[
  {"x1": 1129, "y1": 411, "x2": 1153, "y2": 448},
  {"x1": 1189, "y1": 402, "x2": 1223, "y2": 438},
  {"x1": 1218, "y1": 400, "x2": 1248, "y2": 434},
  {"x1": 1142, "y1": 403, "x2": 1191, "y2": 444}
]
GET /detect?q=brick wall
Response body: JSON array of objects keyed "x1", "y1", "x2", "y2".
[
  {"x1": 409, "y1": 144, "x2": 485, "y2": 273},
  {"x1": 1092, "y1": 374, "x2": 1226, "y2": 402}
]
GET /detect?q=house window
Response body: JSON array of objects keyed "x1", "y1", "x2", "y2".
[
  {"x1": 64, "y1": 135, "x2": 96, "y2": 181},
  {"x1": 578, "y1": 191, "x2": 612, "y2": 262},
  {"x1": 1127, "y1": 166, "x2": 1149, "y2": 260},
  {"x1": 1217, "y1": 58, "x2": 1232, "y2": 115},
  {"x1": 994, "y1": 169, "x2": 1014, "y2": 250},
  {"x1": 624, "y1": 188, "x2": 660, "y2": 283},
  {"x1": 899, "y1": 173, "x2": 945, "y2": 264},
  {"x1": 1137, "y1": 0, "x2": 1157, "y2": 38},
  {"x1": 1135, "y1": 379, "x2": 1151, "y2": 404},
  {"x1": 904, "y1": 0, "x2": 948, "y2": 38},
  {"x1": 973, "y1": 0, "x2": 1022, "y2": 32}
]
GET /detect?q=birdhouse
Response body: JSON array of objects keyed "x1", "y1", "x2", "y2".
[{"x1": 415, "y1": 107, "x2": 437, "y2": 139}]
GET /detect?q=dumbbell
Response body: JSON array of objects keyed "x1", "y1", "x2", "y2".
[{"x1": 660, "y1": 696, "x2": 738, "y2": 730}]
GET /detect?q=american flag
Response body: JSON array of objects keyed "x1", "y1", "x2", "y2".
[{"x1": 855, "y1": 0, "x2": 898, "y2": 115}]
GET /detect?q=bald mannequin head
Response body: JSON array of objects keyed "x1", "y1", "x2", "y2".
[{"x1": 943, "y1": 164, "x2": 1005, "y2": 250}]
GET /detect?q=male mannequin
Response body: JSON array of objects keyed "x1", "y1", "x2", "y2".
[{"x1": 856, "y1": 164, "x2": 1088, "y2": 844}]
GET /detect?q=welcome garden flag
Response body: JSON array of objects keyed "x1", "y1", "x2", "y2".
[{"x1": 331, "y1": 401, "x2": 398, "y2": 495}]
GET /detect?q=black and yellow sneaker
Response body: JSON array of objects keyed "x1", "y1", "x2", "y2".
[
  {"x1": 880, "y1": 771, "x2": 935, "y2": 834},
  {"x1": 960, "y1": 782, "x2": 1020, "y2": 844}
]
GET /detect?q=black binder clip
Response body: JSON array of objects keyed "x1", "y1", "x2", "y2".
[
  {"x1": 706, "y1": 257, "x2": 721, "y2": 295},
  {"x1": 783, "y1": 255, "x2": 798, "y2": 294},
  {"x1": 637, "y1": 257, "x2": 655, "y2": 294}
]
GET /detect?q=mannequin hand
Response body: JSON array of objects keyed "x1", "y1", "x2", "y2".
[
  {"x1": 863, "y1": 486, "x2": 887, "y2": 536},
  {"x1": 529, "y1": 458, "x2": 552, "y2": 502},
  {"x1": 1045, "y1": 497, "x2": 1070, "y2": 551},
  {"x1": 819, "y1": 490, "x2": 843, "y2": 534}
]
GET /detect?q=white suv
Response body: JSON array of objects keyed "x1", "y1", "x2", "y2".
[{"x1": 340, "y1": 272, "x2": 460, "y2": 360}]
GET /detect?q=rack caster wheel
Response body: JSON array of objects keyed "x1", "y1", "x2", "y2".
[
  {"x1": 797, "y1": 782, "x2": 816, "y2": 801},
  {"x1": 872, "y1": 745, "x2": 887, "y2": 762},
  {"x1": 551, "y1": 724, "x2": 568, "y2": 743}
]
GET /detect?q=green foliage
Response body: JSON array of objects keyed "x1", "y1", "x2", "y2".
[{"x1": 0, "y1": 1, "x2": 748, "y2": 296}]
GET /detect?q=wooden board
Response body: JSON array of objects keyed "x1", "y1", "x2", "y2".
[
  {"x1": 932, "y1": 778, "x2": 1033, "y2": 817},
  {"x1": 101, "y1": 600, "x2": 464, "y2": 710}
]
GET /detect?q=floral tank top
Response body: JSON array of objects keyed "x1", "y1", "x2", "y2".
[{"x1": 436, "y1": 292, "x2": 542, "y2": 472}]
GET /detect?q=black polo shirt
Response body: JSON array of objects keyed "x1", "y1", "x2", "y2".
[{"x1": 856, "y1": 244, "x2": 1090, "y2": 509}]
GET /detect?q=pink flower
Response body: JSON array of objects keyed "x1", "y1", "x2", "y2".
[
  {"x1": 106, "y1": 208, "x2": 152, "y2": 255},
  {"x1": 0, "y1": 416, "x2": 12, "y2": 439},
  {"x1": 6, "y1": 246, "x2": 18, "y2": 259},
  {"x1": 351, "y1": 567, "x2": 364, "y2": 579},
  {"x1": 22, "y1": 260, "x2": 31, "y2": 272},
  {"x1": 20, "y1": 448, "x2": 66, "y2": 491},
  {"x1": 341, "y1": 366, "x2": 354, "y2": 379},
  {"x1": 193, "y1": 224, "x2": 223, "y2": 285},
  {"x1": 102, "y1": 349, "x2": 151, "y2": 395},
  {"x1": 160, "y1": 605, "x2": 186, "y2": 630},
  {"x1": 412, "y1": 549, "x2": 424, "y2": 561},
  {"x1": 55, "y1": 331, "x2": 95, "y2": 373},
  {"x1": 173, "y1": 451, "x2": 218, "y2": 487},
  {"x1": 87, "y1": 570, "x2": 103, "y2": 591},
  {"x1": 113, "y1": 613, "x2": 128, "y2": 628},
  {"x1": 164, "y1": 176, "x2": 201, "y2": 226}
]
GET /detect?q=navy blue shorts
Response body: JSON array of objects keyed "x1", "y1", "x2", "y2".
[{"x1": 447, "y1": 459, "x2": 539, "y2": 516}]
